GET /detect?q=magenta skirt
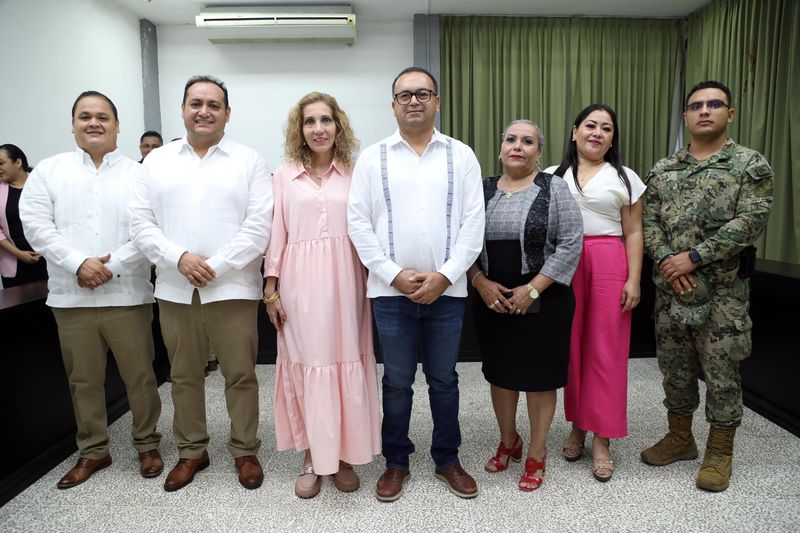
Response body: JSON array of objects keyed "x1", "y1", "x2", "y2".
[{"x1": 564, "y1": 236, "x2": 631, "y2": 438}]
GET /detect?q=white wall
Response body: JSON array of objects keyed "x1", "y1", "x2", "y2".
[
  {"x1": 156, "y1": 20, "x2": 413, "y2": 168},
  {"x1": 0, "y1": 0, "x2": 144, "y2": 165}
]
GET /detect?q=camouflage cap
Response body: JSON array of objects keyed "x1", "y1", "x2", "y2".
[{"x1": 668, "y1": 272, "x2": 712, "y2": 326}]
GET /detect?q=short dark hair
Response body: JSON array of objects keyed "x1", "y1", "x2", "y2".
[
  {"x1": 140, "y1": 130, "x2": 163, "y2": 144},
  {"x1": 71, "y1": 90, "x2": 119, "y2": 121},
  {"x1": 392, "y1": 66, "x2": 439, "y2": 95},
  {"x1": 182, "y1": 75, "x2": 229, "y2": 109},
  {"x1": 0, "y1": 143, "x2": 33, "y2": 172},
  {"x1": 686, "y1": 80, "x2": 733, "y2": 107}
]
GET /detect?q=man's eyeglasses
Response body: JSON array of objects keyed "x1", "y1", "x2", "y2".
[
  {"x1": 393, "y1": 89, "x2": 436, "y2": 105},
  {"x1": 686, "y1": 99, "x2": 729, "y2": 112}
]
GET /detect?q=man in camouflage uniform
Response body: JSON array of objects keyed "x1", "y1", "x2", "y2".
[{"x1": 640, "y1": 80, "x2": 773, "y2": 492}]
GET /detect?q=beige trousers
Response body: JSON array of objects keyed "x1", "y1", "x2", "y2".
[
  {"x1": 52, "y1": 304, "x2": 162, "y2": 459},
  {"x1": 157, "y1": 291, "x2": 260, "y2": 459}
]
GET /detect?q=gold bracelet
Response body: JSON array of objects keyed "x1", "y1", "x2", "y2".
[
  {"x1": 470, "y1": 271, "x2": 484, "y2": 287},
  {"x1": 263, "y1": 291, "x2": 280, "y2": 304}
]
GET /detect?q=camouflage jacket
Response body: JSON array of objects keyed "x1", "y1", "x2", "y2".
[{"x1": 643, "y1": 139, "x2": 774, "y2": 287}]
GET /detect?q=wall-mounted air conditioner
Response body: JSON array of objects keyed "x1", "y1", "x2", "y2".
[{"x1": 195, "y1": 5, "x2": 356, "y2": 44}]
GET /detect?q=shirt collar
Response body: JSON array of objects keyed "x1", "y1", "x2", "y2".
[
  {"x1": 74, "y1": 146, "x2": 123, "y2": 168},
  {"x1": 288, "y1": 158, "x2": 346, "y2": 180},
  {"x1": 387, "y1": 128, "x2": 446, "y2": 149},
  {"x1": 679, "y1": 137, "x2": 735, "y2": 163},
  {"x1": 178, "y1": 133, "x2": 231, "y2": 157}
]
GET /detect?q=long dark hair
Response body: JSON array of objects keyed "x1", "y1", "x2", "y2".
[
  {"x1": 554, "y1": 104, "x2": 631, "y2": 202},
  {"x1": 0, "y1": 144, "x2": 33, "y2": 173}
]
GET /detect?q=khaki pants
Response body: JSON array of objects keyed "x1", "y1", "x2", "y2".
[
  {"x1": 157, "y1": 291, "x2": 260, "y2": 459},
  {"x1": 52, "y1": 304, "x2": 162, "y2": 459}
]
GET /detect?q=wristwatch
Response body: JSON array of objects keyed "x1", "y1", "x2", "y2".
[
  {"x1": 688, "y1": 249, "x2": 702, "y2": 265},
  {"x1": 526, "y1": 283, "x2": 540, "y2": 301}
]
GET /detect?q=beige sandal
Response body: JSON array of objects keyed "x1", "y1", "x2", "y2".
[
  {"x1": 592, "y1": 459, "x2": 614, "y2": 482},
  {"x1": 562, "y1": 437, "x2": 585, "y2": 462},
  {"x1": 333, "y1": 461, "x2": 360, "y2": 492},
  {"x1": 295, "y1": 463, "x2": 321, "y2": 498}
]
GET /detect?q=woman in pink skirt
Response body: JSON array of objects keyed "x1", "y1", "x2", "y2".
[
  {"x1": 264, "y1": 92, "x2": 380, "y2": 498},
  {"x1": 546, "y1": 104, "x2": 646, "y2": 482}
]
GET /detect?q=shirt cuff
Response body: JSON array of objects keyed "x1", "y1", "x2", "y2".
[
  {"x1": 205, "y1": 254, "x2": 231, "y2": 277},
  {"x1": 64, "y1": 251, "x2": 91, "y2": 276},
  {"x1": 438, "y1": 261, "x2": 462, "y2": 286},
  {"x1": 655, "y1": 246, "x2": 676, "y2": 264},
  {"x1": 165, "y1": 246, "x2": 188, "y2": 268},
  {"x1": 375, "y1": 260, "x2": 403, "y2": 287},
  {"x1": 104, "y1": 257, "x2": 131, "y2": 276}
]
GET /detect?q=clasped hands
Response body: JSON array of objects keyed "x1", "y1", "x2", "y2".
[
  {"x1": 77, "y1": 253, "x2": 112, "y2": 289},
  {"x1": 659, "y1": 252, "x2": 698, "y2": 296},
  {"x1": 392, "y1": 269, "x2": 450, "y2": 304},
  {"x1": 473, "y1": 276, "x2": 532, "y2": 315},
  {"x1": 178, "y1": 252, "x2": 216, "y2": 288}
]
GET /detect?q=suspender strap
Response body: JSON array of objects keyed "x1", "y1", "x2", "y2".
[
  {"x1": 444, "y1": 138, "x2": 454, "y2": 261},
  {"x1": 380, "y1": 143, "x2": 396, "y2": 262},
  {"x1": 380, "y1": 139, "x2": 455, "y2": 264}
]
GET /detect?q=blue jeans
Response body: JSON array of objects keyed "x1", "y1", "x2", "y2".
[{"x1": 372, "y1": 296, "x2": 466, "y2": 470}]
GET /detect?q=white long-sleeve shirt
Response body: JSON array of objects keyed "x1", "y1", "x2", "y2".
[
  {"x1": 19, "y1": 148, "x2": 154, "y2": 308},
  {"x1": 129, "y1": 135, "x2": 272, "y2": 304},
  {"x1": 347, "y1": 129, "x2": 485, "y2": 298}
]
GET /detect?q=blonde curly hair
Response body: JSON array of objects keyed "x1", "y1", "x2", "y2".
[{"x1": 284, "y1": 92, "x2": 358, "y2": 171}]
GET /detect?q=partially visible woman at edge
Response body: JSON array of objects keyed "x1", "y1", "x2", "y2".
[
  {"x1": 264, "y1": 92, "x2": 380, "y2": 499},
  {"x1": 467, "y1": 119, "x2": 582, "y2": 492},
  {"x1": 546, "y1": 103, "x2": 646, "y2": 482},
  {"x1": 0, "y1": 144, "x2": 47, "y2": 288}
]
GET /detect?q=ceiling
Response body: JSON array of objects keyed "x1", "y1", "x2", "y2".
[{"x1": 113, "y1": 0, "x2": 712, "y2": 25}]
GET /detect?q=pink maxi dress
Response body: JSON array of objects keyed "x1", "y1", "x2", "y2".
[{"x1": 265, "y1": 160, "x2": 380, "y2": 475}]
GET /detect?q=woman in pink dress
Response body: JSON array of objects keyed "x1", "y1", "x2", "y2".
[
  {"x1": 264, "y1": 92, "x2": 380, "y2": 498},
  {"x1": 546, "y1": 104, "x2": 646, "y2": 482}
]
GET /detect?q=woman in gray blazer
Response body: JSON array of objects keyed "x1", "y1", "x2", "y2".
[{"x1": 466, "y1": 119, "x2": 582, "y2": 492}]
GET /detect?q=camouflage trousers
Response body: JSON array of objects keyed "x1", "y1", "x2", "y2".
[{"x1": 653, "y1": 281, "x2": 752, "y2": 428}]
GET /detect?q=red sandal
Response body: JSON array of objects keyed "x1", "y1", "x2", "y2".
[
  {"x1": 484, "y1": 434, "x2": 523, "y2": 472},
  {"x1": 519, "y1": 451, "x2": 546, "y2": 491}
]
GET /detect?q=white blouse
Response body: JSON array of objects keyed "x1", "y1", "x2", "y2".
[{"x1": 545, "y1": 163, "x2": 645, "y2": 236}]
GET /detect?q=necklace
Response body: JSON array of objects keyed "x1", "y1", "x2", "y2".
[
  {"x1": 306, "y1": 166, "x2": 324, "y2": 185},
  {"x1": 501, "y1": 174, "x2": 532, "y2": 198},
  {"x1": 577, "y1": 162, "x2": 604, "y2": 185}
]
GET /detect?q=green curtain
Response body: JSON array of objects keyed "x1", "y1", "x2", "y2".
[
  {"x1": 440, "y1": 16, "x2": 681, "y2": 182},
  {"x1": 687, "y1": 0, "x2": 800, "y2": 263}
]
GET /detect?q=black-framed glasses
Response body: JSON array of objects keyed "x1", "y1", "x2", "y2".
[
  {"x1": 393, "y1": 89, "x2": 436, "y2": 105},
  {"x1": 686, "y1": 99, "x2": 729, "y2": 112}
]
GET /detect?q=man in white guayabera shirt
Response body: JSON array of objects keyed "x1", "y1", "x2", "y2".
[
  {"x1": 348, "y1": 66, "x2": 485, "y2": 502},
  {"x1": 129, "y1": 75, "x2": 273, "y2": 492},
  {"x1": 20, "y1": 90, "x2": 163, "y2": 489}
]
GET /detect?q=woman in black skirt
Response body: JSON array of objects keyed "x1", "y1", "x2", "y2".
[
  {"x1": 466, "y1": 120, "x2": 582, "y2": 491},
  {"x1": 0, "y1": 144, "x2": 47, "y2": 288}
]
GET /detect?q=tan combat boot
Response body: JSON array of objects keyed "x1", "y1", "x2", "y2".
[
  {"x1": 641, "y1": 411, "x2": 699, "y2": 466},
  {"x1": 696, "y1": 426, "x2": 735, "y2": 492}
]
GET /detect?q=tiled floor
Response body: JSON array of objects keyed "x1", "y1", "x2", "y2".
[{"x1": 2, "y1": 359, "x2": 799, "y2": 532}]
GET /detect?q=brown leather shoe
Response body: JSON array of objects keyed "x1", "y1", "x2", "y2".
[
  {"x1": 234, "y1": 455, "x2": 264, "y2": 490},
  {"x1": 435, "y1": 464, "x2": 478, "y2": 498},
  {"x1": 333, "y1": 461, "x2": 360, "y2": 492},
  {"x1": 376, "y1": 467, "x2": 410, "y2": 502},
  {"x1": 163, "y1": 451, "x2": 210, "y2": 492},
  {"x1": 57, "y1": 456, "x2": 112, "y2": 489},
  {"x1": 138, "y1": 449, "x2": 164, "y2": 478}
]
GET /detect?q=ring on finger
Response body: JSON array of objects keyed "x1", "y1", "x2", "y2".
[
  {"x1": 493, "y1": 299, "x2": 499, "y2": 305},
  {"x1": 489, "y1": 303, "x2": 495, "y2": 309},
  {"x1": 516, "y1": 309, "x2": 522, "y2": 314}
]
